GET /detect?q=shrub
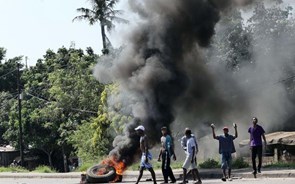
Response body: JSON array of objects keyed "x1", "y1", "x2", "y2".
[
  {"x1": 231, "y1": 157, "x2": 249, "y2": 169},
  {"x1": 199, "y1": 159, "x2": 220, "y2": 169},
  {"x1": 33, "y1": 165, "x2": 56, "y2": 173},
  {"x1": 0, "y1": 166, "x2": 28, "y2": 172},
  {"x1": 77, "y1": 162, "x2": 96, "y2": 172},
  {"x1": 264, "y1": 162, "x2": 295, "y2": 169}
]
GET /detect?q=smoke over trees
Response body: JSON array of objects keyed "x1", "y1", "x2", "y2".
[{"x1": 93, "y1": 0, "x2": 295, "y2": 165}]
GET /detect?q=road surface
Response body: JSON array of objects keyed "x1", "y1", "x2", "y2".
[{"x1": 0, "y1": 178, "x2": 294, "y2": 184}]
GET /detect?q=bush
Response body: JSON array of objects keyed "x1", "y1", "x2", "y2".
[
  {"x1": 0, "y1": 166, "x2": 29, "y2": 172},
  {"x1": 264, "y1": 162, "x2": 295, "y2": 169},
  {"x1": 199, "y1": 159, "x2": 220, "y2": 169},
  {"x1": 77, "y1": 162, "x2": 96, "y2": 172},
  {"x1": 33, "y1": 165, "x2": 56, "y2": 173},
  {"x1": 231, "y1": 157, "x2": 249, "y2": 169}
]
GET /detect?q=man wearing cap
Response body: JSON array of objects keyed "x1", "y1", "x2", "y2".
[
  {"x1": 211, "y1": 123, "x2": 238, "y2": 181},
  {"x1": 181, "y1": 128, "x2": 202, "y2": 184},
  {"x1": 248, "y1": 117, "x2": 267, "y2": 175},
  {"x1": 158, "y1": 126, "x2": 176, "y2": 183},
  {"x1": 135, "y1": 125, "x2": 157, "y2": 184}
]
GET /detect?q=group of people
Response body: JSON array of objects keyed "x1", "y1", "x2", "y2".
[{"x1": 134, "y1": 117, "x2": 267, "y2": 184}]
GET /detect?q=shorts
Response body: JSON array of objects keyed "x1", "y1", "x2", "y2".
[
  {"x1": 140, "y1": 152, "x2": 153, "y2": 169},
  {"x1": 182, "y1": 154, "x2": 196, "y2": 170},
  {"x1": 221, "y1": 152, "x2": 232, "y2": 169}
]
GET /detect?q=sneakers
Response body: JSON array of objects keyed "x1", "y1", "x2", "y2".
[{"x1": 221, "y1": 177, "x2": 226, "y2": 182}]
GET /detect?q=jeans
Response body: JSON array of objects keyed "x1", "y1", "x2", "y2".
[{"x1": 251, "y1": 145, "x2": 262, "y2": 172}]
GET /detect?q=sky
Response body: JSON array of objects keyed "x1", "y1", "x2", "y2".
[
  {"x1": 0, "y1": 0, "x2": 294, "y2": 66},
  {"x1": 0, "y1": 0, "x2": 131, "y2": 66}
]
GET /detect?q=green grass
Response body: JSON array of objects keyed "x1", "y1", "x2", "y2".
[
  {"x1": 264, "y1": 162, "x2": 295, "y2": 169},
  {"x1": 0, "y1": 166, "x2": 29, "y2": 172},
  {"x1": 127, "y1": 160, "x2": 183, "y2": 171},
  {"x1": 76, "y1": 162, "x2": 97, "y2": 172},
  {"x1": 32, "y1": 165, "x2": 56, "y2": 173}
]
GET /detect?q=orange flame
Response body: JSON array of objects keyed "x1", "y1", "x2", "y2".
[{"x1": 100, "y1": 156, "x2": 126, "y2": 182}]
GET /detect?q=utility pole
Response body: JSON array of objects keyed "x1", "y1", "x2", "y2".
[{"x1": 17, "y1": 63, "x2": 24, "y2": 167}]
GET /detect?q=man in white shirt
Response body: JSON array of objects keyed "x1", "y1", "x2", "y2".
[{"x1": 181, "y1": 128, "x2": 202, "y2": 184}]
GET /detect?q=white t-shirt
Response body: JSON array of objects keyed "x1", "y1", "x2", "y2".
[{"x1": 186, "y1": 137, "x2": 196, "y2": 155}]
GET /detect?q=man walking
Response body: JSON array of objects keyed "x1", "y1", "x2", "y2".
[
  {"x1": 211, "y1": 123, "x2": 238, "y2": 181},
  {"x1": 135, "y1": 125, "x2": 157, "y2": 184},
  {"x1": 248, "y1": 117, "x2": 267, "y2": 175},
  {"x1": 158, "y1": 126, "x2": 177, "y2": 183},
  {"x1": 181, "y1": 128, "x2": 202, "y2": 184}
]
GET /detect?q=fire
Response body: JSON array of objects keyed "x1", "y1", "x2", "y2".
[{"x1": 100, "y1": 156, "x2": 127, "y2": 182}]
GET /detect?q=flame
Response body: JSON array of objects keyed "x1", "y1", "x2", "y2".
[{"x1": 100, "y1": 156, "x2": 126, "y2": 182}]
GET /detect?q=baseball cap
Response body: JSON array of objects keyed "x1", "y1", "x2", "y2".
[
  {"x1": 223, "y1": 127, "x2": 229, "y2": 131},
  {"x1": 161, "y1": 126, "x2": 167, "y2": 130},
  {"x1": 135, "y1": 125, "x2": 145, "y2": 131}
]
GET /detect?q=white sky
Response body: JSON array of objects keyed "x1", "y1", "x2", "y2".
[{"x1": 0, "y1": 0, "x2": 294, "y2": 66}]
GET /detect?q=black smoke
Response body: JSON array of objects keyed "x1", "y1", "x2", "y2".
[{"x1": 94, "y1": 0, "x2": 252, "y2": 166}]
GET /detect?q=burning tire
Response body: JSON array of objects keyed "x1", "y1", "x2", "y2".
[{"x1": 86, "y1": 164, "x2": 116, "y2": 183}]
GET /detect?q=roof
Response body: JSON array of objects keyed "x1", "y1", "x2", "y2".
[{"x1": 239, "y1": 131, "x2": 295, "y2": 147}]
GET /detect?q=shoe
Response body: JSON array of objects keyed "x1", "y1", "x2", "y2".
[
  {"x1": 221, "y1": 177, "x2": 226, "y2": 182},
  {"x1": 170, "y1": 180, "x2": 176, "y2": 183},
  {"x1": 228, "y1": 178, "x2": 233, "y2": 181},
  {"x1": 252, "y1": 170, "x2": 257, "y2": 175},
  {"x1": 258, "y1": 169, "x2": 261, "y2": 173}
]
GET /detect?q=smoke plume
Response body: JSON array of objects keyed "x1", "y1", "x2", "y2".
[{"x1": 94, "y1": 0, "x2": 295, "y2": 164}]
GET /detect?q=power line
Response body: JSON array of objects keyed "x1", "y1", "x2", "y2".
[
  {"x1": 26, "y1": 92, "x2": 98, "y2": 114},
  {"x1": 0, "y1": 69, "x2": 17, "y2": 79}
]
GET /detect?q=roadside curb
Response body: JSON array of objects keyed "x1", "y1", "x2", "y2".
[{"x1": 0, "y1": 168, "x2": 294, "y2": 179}]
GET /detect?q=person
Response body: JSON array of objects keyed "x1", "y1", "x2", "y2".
[
  {"x1": 181, "y1": 128, "x2": 197, "y2": 152},
  {"x1": 157, "y1": 126, "x2": 177, "y2": 183},
  {"x1": 248, "y1": 117, "x2": 267, "y2": 175},
  {"x1": 211, "y1": 123, "x2": 238, "y2": 181},
  {"x1": 180, "y1": 128, "x2": 202, "y2": 184},
  {"x1": 135, "y1": 125, "x2": 157, "y2": 184}
]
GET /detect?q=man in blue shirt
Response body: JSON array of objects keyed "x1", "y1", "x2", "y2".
[
  {"x1": 211, "y1": 123, "x2": 238, "y2": 181},
  {"x1": 158, "y1": 127, "x2": 176, "y2": 183}
]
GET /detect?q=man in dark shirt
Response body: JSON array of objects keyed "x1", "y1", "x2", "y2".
[
  {"x1": 211, "y1": 123, "x2": 238, "y2": 181},
  {"x1": 248, "y1": 117, "x2": 267, "y2": 175}
]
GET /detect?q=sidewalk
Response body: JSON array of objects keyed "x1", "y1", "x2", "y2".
[{"x1": 0, "y1": 168, "x2": 294, "y2": 179}]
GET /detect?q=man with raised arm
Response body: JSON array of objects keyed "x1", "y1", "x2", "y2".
[{"x1": 211, "y1": 123, "x2": 238, "y2": 181}]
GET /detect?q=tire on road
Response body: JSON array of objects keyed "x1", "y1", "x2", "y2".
[{"x1": 86, "y1": 164, "x2": 116, "y2": 183}]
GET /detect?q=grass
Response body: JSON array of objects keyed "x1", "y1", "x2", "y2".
[
  {"x1": 126, "y1": 160, "x2": 183, "y2": 171},
  {"x1": 76, "y1": 162, "x2": 96, "y2": 172},
  {"x1": 32, "y1": 165, "x2": 56, "y2": 173},
  {"x1": 264, "y1": 162, "x2": 295, "y2": 169},
  {"x1": 0, "y1": 166, "x2": 29, "y2": 172}
]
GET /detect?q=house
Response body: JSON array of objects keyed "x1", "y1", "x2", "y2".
[{"x1": 239, "y1": 131, "x2": 295, "y2": 163}]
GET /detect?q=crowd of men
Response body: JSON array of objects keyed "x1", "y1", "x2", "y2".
[{"x1": 134, "y1": 117, "x2": 267, "y2": 184}]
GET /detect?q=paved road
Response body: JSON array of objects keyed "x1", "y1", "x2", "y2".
[{"x1": 0, "y1": 178, "x2": 295, "y2": 184}]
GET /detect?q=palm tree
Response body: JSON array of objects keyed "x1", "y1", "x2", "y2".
[{"x1": 73, "y1": 0, "x2": 127, "y2": 55}]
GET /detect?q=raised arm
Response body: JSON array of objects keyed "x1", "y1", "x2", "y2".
[
  {"x1": 211, "y1": 124, "x2": 217, "y2": 139},
  {"x1": 234, "y1": 123, "x2": 238, "y2": 138}
]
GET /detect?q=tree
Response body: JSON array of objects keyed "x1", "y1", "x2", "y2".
[{"x1": 73, "y1": 0, "x2": 127, "y2": 55}]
